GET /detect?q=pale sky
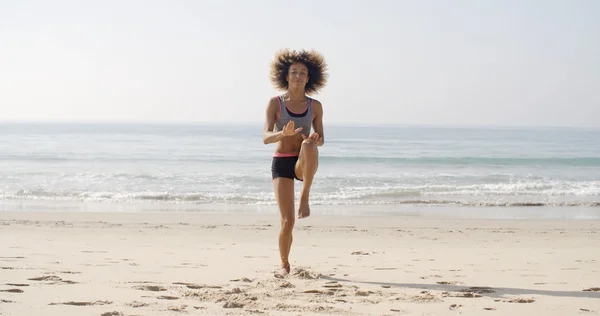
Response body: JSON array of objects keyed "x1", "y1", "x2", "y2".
[{"x1": 1, "y1": 0, "x2": 598, "y2": 127}]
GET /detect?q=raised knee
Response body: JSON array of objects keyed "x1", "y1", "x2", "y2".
[{"x1": 301, "y1": 139, "x2": 317, "y2": 153}]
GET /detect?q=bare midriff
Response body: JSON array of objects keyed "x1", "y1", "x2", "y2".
[{"x1": 273, "y1": 134, "x2": 304, "y2": 157}]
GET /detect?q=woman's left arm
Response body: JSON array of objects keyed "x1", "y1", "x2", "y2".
[{"x1": 312, "y1": 100, "x2": 325, "y2": 146}]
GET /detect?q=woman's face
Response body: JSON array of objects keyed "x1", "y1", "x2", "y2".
[{"x1": 286, "y1": 62, "x2": 309, "y2": 90}]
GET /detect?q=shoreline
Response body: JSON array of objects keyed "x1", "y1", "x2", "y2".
[
  {"x1": 2, "y1": 199, "x2": 600, "y2": 220},
  {"x1": 3, "y1": 208, "x2": 600, "y2": 222}
]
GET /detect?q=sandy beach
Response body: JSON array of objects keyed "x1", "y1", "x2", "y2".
[{"x1": 1, "y1": 210, "x2": 599, "y2": 316}]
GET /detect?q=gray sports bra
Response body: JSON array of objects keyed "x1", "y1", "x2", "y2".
[{"x1": 273, "y1": 95, "x2": 313, "y2": 137}]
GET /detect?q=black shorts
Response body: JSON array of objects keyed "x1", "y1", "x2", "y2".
[{"x1": 271, "y1": 156, "x2": 302, "y2": 181}]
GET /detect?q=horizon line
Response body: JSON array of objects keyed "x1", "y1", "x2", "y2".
[{"x1": 0, "y1": 119, "x2": 597, "y2": 130}]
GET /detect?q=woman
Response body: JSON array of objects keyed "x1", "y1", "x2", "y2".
[{"x1": 262, "y1": 48, "x2": 328, "y2": 278}]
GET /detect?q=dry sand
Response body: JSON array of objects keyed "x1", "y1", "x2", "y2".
[{"x1": 1, "y1": 210, "x2": 599, "y2": 315}]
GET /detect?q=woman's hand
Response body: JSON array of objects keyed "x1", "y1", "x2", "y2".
[{"x1": 282, "y1": 121, "x2": 303, "y2": 136}]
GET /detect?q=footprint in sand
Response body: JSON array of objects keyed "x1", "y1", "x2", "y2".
[
  {"x1": 279, "y1": 282, "x2": 294, "y2": 288},
  {"x1": 28, "y1": 275, "x2": 61, "y2": 281},
  {"x1": 323, "y1": 281, "x2": 342, "y2": 289},
  {"x1": 442, "y1": 291, "x2": 482, "y2": 298},
  {"x1": 437, "y1": 281, "x2": 461, "y2": 285},
  {"x1": 245, "y1": 309, "x2": 265, "y2": 314},
  {"x1": 54, "y1": 270, "x2": 80, "y2": 274},
  {"x1": 223, "y1": 301, "x2": 244, "y2": 308},
  {"x1": 303, "y1": 289, "x2": 321, "y2": 293},
  {"x1": 225, "y1": 287, "x2": 243, "y2": 294},
  {"x1": 48, "y1": 300, "x2": 112, "y2": 306},
  {"x1": 230, "y1": 277, "x2": 253, "y2": 283},
  {"x1": 168, "y1": 304, "x2": 188, "y2": 311},
  {"x1": 172, "y1": 282, "x2": 222, "y2": 289},
  {"x1": 303, "y1": 289, "x2": 334, "y2": 295},
  {"x1": 449, "y1": 304, "x2": 463, "y2": 310},
  {"x1": 583, "y1": 287, "x2": 600, "y2": 292},
  {"x1": 126, "y1": 301, "x2": 150, "y2": 308},
  {"x1": 0, "y1": 256, "x2": 26, "y2": 260},
  {"x1": 461, "y1": 287, "x2": 495, "y2": 294},
  {"x1": 495, "y1": 298, "x2": 535, "y2": 303},
  {"x1": 410, "y1": 292, "x2": 442, "y2": 303},
  {"x1": 27, "y1": 275, "x2": 77, "y2": 284},
  {"x1": 1, "y1": 289, "x2": 24, "y2": 293},
  {"x1": 282, "y1": 268, "x2": 321, "y2": 280},
  {"x1": 101, "y1": 312, "x2": 123, "y2": 316},
  {"x1": 133, "y1": 285, "x2": 167, "y2": 292}
]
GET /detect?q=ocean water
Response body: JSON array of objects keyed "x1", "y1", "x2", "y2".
[{"x1": 0, "y1": 122, "x2": 599, "y2": 215}]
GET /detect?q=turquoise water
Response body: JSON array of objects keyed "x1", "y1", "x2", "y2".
[{"x1": 0, "y1": 122, "x2": 598, "y2": 212}]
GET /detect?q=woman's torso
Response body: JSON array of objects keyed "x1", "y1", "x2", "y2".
[{"x1": 273, "y1": 95, "x2": 313, "y2": 155}]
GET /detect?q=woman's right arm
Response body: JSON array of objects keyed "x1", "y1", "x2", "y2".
[{"x1": 263, "y1": 97, "x2": 284, "y2": 144}]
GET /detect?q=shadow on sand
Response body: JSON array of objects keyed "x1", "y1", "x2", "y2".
[{"x1": 320, "y1": 275, "x2": 600, "y2": 299}]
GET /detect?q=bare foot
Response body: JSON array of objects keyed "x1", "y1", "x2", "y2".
[
  {"x1": 298, "y1": 198, "x2": 310, "y2": 219},
  {"x1": 274, "y1": 264, "x2": 291, "y2": 279}
]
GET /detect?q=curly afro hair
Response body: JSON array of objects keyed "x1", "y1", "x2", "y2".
[{"x1": 269, "y1": 48, "x2": 328, "y2": 95}]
